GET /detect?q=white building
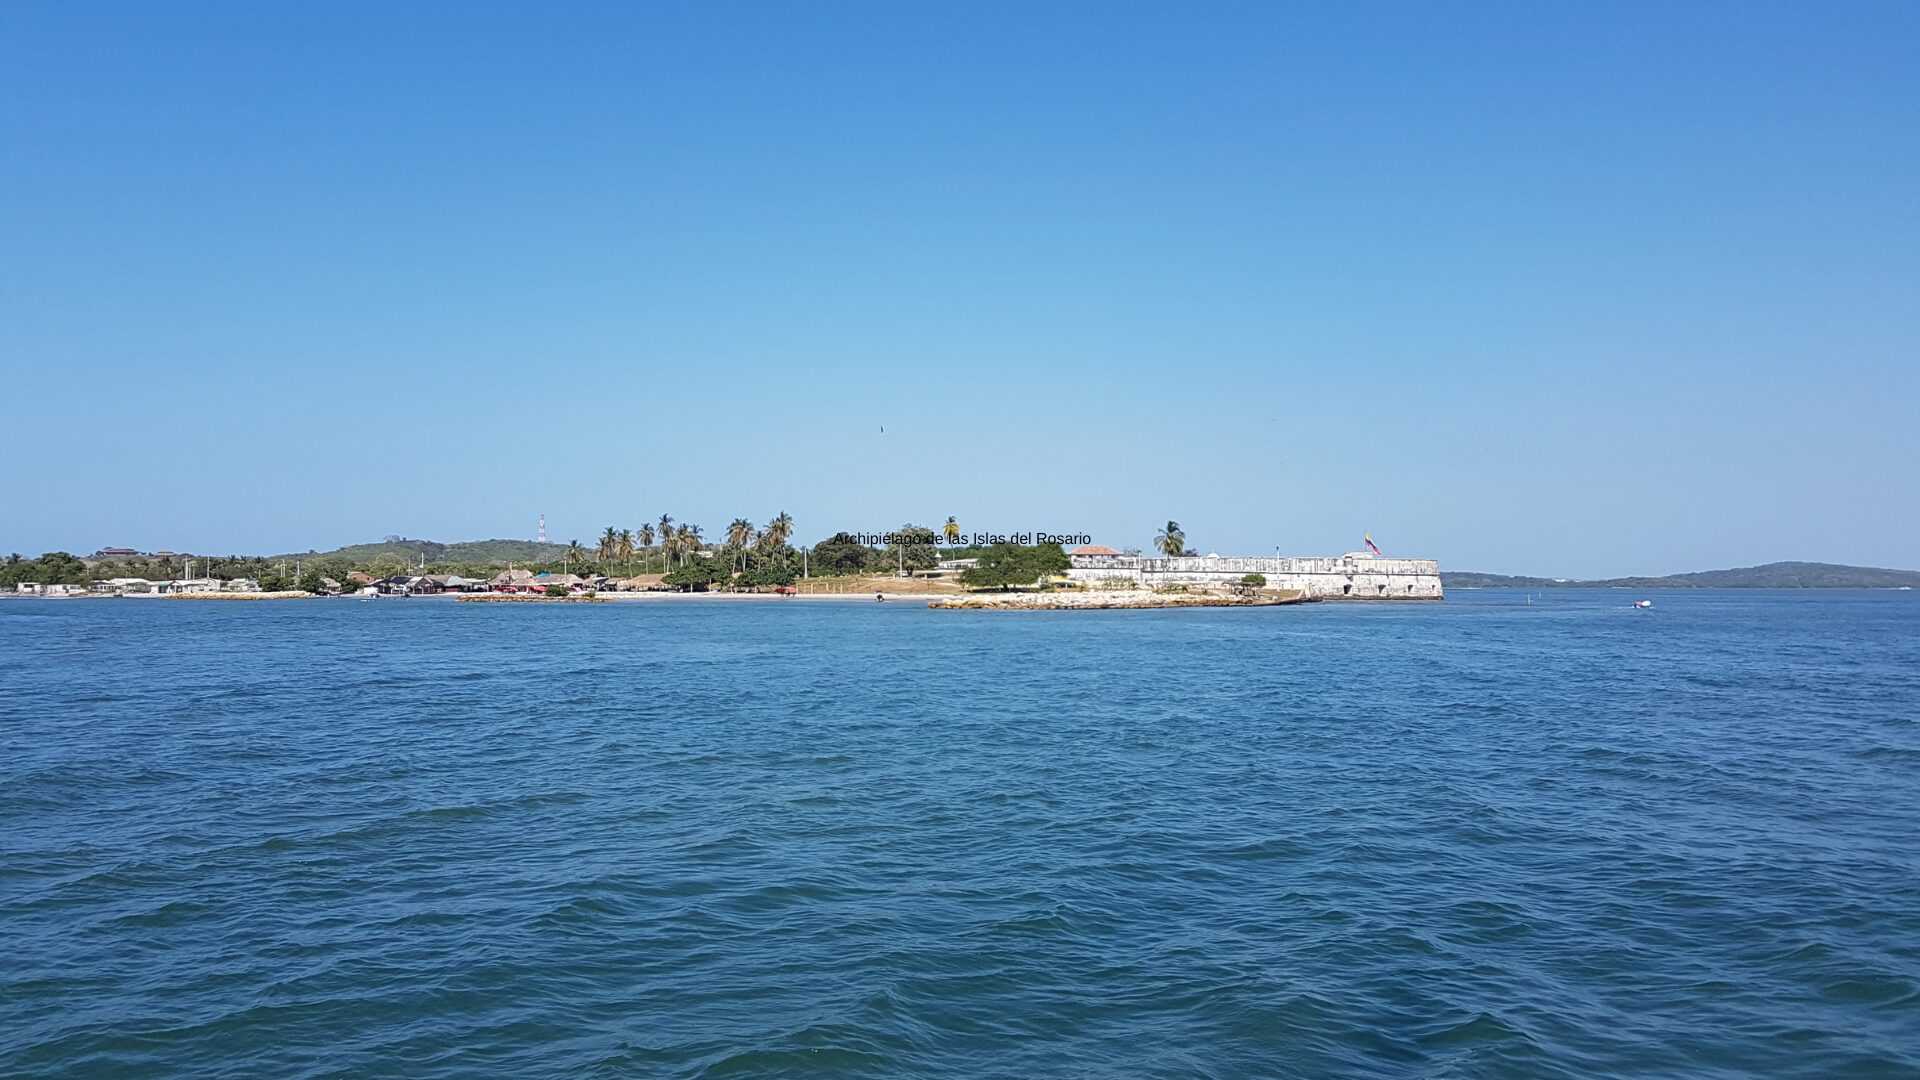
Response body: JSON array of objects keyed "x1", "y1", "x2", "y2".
[{"x1": 94, "y1": 578, "x2": 161, "y2": 595}]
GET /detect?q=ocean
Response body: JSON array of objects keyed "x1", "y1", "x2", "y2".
[{"x1": 2, "y1": 591, "x2": 1916, "y2": 1078}]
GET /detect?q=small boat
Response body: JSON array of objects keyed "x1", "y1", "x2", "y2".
[{"x1": 1633, "y1": 599, "x2": 1653, "y2": 609}]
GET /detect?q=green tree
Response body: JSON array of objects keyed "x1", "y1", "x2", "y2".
[
  {"x1": 727, "y1": 518, "x2": 756, "y2": 570},
  {"x1": 883, "y1": 524, "x2": 939, "y2": 574},
  {"x1": 663, "y1": 558, "x2": 729, "y2": 591},
  {"x1": 659, "y1": 517, "x2": 679, "y2": 567},
  {"x1": 761, "y1": 511, "x2": 794, "y2": 554},
  {"x1": 961, "y1": 543, "x2": 1068, "y2": 591},
  {"x1": 1027, "y1": 543, "x2": 1070, "y2": 586},
  {"x1": 738, "y1": 559, "x2": 795, "y2": 588},
  {"x1": 30, "y1": 552, "x2": 90, "y2": 585},
  {"x1": 1154, "y1": 521, "x2": 1186, "y2": 558},
  {"x1": 811, "y1": 532, "x2": 879, "y2": 576}
]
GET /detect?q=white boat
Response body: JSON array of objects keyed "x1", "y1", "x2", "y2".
[{"x1": 1633, "y1": 599, "x2": 1653, "y2": 609}]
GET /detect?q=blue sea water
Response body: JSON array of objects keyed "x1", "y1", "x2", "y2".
[{"x1": 2, "y1": 590, "x2": 1916, "y2": 1078}]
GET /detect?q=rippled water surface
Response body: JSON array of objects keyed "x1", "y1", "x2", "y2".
[{"x1": 3, "y1": 591, "x2": 1917, "y2": 1078}]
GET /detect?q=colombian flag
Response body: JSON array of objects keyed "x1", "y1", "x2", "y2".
[{"x1": 1364, "y1": 532, "x2": 1381, "y2": 556}]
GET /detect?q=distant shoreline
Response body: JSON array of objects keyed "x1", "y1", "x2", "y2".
[{"x1": 1445, "y1": 561, "x2": 1920, "y2": 590}]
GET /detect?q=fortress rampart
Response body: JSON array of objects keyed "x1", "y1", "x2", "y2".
[{"x1": 1066, "y1": 552, "x2": 1443, "y2": 600}]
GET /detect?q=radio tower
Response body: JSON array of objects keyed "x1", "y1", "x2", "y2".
[{"x1": 538, "y1": 514, "x2": 547, "y2": 544}]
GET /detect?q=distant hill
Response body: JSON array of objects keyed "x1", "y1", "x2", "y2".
[
  {"x1": 271, "y1": 538, "x2": 564, "y2": 566},
  {"x1": 1445, "y1": 562, "x2": 1920, "y2": 589},
  {"x1": 1667, "y1": 562, "x2": 1920, "y2": 588}
]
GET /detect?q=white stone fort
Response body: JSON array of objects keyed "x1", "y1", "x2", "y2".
[{"x1": 1065, "y1": 546, "x2": 1443, "y2": 600}]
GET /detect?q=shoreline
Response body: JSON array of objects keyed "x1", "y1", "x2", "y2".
[{"x1": 929, "y1": 589, "x2": 1310, "y2": 611}]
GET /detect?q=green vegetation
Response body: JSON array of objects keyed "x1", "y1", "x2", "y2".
[
  {"x1": 662, "y1": 559, "x2": 728, "y2": 590},
  {"x1": 254, "y1": 511, "x2": 810, "y2": 584},
  {"x1": 545, "y1": 584, "x2": 571, "y2": 598},
  {"x1": 0, "y1": 552, "x2": 90, "y2": 586},
  {"x1": 1241, "y1": 573, "x2": 1267, "y2": 587},
  {"x1": 883, "y1": 525, "x2": 940, "y2": 574},
  {"x1": 1673, "y1": 562, "x2": 1920, "y2": 588},
  {"x1": 270, "y1": 537, "x2": 563, "y2": 567},
  {"x1": 1154, "y1": 520, "x2": 1186, "y2": 558},
  {"x1": 960, "y1": 543, "x2": 1070, "y2": 591},
  {"x1": 27, "y1": 512, "x2": 939, "y2": 594},
  {"x1": 810, "y1": 532, "x2": 884, "y2": 576}
]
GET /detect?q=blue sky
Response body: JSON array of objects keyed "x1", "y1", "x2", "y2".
[{"x1": 3, "y1": 3, "x2": 1915, "y2": 577}]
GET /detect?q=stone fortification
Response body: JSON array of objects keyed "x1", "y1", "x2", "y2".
[{"x1": 1066, "y1": 551, "x2": 1442, "y2": 600}]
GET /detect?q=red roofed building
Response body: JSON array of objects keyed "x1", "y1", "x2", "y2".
[{"x1": 1067, "y1": 543, "x2": 1139, "y2": 583}]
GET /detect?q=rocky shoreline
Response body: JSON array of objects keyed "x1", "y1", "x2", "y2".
[{"x1": 927, "y1": 589, "x2": 1309, "y2": 611}]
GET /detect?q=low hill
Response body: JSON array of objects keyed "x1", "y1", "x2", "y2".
[
  {"x1": 272, "y1": 538, "x2": 565, "y2": 566},
  {"x1": 1668, "y1": 562, "x2": 1920, "y2": 588},
  {"x1": 1445, "y1": 561, "x2": 1920, "y2": 589}
]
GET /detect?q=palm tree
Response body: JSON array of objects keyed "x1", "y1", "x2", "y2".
[
  {"x1": 943, "y1": 516, "x2": 960, "y2": 544},
  {"x1": 638, "y1": 524, "x2": 656, "y2": 571},
  {"x1": 762, "y1": 511, "x2": 794, "y2": 553},
  {"x1": 599, "y1": 526, "x2": 619, "y2": 568},
  {"x1": 727, "y1": 518, "x2": 756, "y2": 571},
  {"x1": 657, "y1": 515, "x2": 675, "y2": 572},
  {"x1": 677, "y1": 523, "x2": 703, "y2": 565},
  {"x1": 567, "y1": 539, "x2": 584, "y2": 573},
  {"x1": 617, "y1": 529, "x2": 634, "y2": 573},
  {"x1": 1154, "y1": 521, "x2": 1185, "y2": 558}
]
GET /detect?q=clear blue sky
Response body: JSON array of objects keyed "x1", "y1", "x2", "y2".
[{"x1": 4, "y1": 3, "x2": 1915, "y2": 577}]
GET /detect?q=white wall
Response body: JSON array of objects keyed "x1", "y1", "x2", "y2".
[{"x1": 1067, "y1": 554, "x2": 1443, "y2": 599}]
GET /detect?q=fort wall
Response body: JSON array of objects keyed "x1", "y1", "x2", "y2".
[{"x1": 1066, "y1": 552, "x2": 1443, "y2": 600}]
